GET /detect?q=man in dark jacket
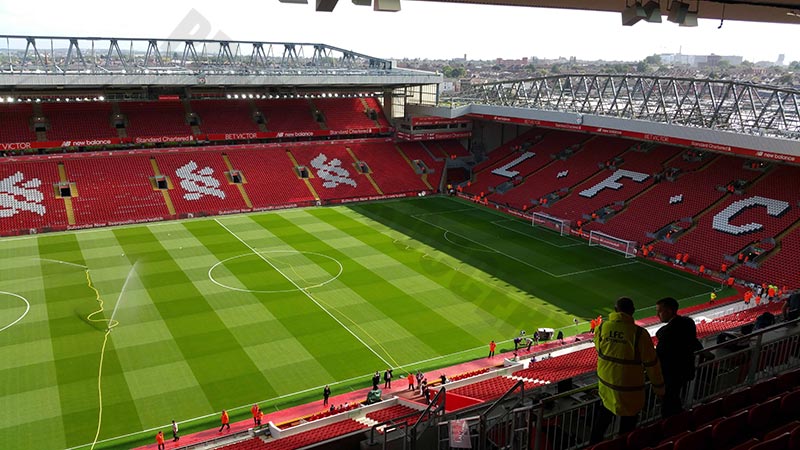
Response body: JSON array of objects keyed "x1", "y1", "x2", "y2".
[{"x1": 655, "y1": 297, "x2": 703, "y2": 417}]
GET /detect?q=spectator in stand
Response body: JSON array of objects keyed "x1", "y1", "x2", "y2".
[
  {"x1": 488, "y1": 340, "x2": 496, "y2": 358},
  {"x1": 655, "y1": 297, "x2": 702, "y2": 417},
  {"x1": 744, "y1": 291, "x2": 753, "y2": 304},
  {"x1": 323, "y1": 385, "x2": 331, "y2": 406},
  {"x1": 590, "y1": 297, "x2": 664, "y2": 444},
  {"x1": 783, "y1": 292, "x2": 800, "y2": 322}
]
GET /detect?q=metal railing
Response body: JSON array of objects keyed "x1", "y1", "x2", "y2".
[{"x1": 432, "y1": 318, "x2": 800, "y2": 450}]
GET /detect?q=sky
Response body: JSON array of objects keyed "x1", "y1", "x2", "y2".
[{"x1": 0, "y1": 0, "x2": 798, "y2": 63}]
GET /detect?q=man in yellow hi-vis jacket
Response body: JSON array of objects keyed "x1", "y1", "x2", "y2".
[{"x1": 590, "y1": 297, "x2": 665, "y2": 444}]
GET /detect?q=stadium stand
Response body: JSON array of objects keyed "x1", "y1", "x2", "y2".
[
  {"x1": 487, "y1": 135, "x2": 628, "y2": 209},
  {"x1": 259, "y1": 419, "x2": 367, "y2": 450},
  {"x1": 433, "y1": 140, "x2": 472, "y2": 159},
  {"x1": 363, "y1": 97, "x2": 391, "y2": 128},
  {"x1": 348, "y1": 141, "x2": 431, "y2": 193},
  {"x1": 63, "y1": 155, "x2": 172, "y2": 226},
  {"x1": 396, "y1": 141, "x2": 446, "y2": 189},
  {"x1": 254, "y1": 99, "x2": 320, "y2": 132},
  {"x1": 289, "y1": 144, "x2": 381, "y2": 201},
  {"x1": 313, "y1": 98, "x2": 379, "y2": 130},
  {"x1": 152, "y1": 152, "x2": 251, "y2": 215},
  {"x1": 544, "y1": 144, "x2": 682, "y2": 222},
  {"x1": 223, "y1": 147, "x2": 317, "y2": 209},
  {"x1": 191, "y1": 100, "x2": 262, "y2": 134},
  {"x1": 0, "y1": 103, "x2": 37, "y2": 144},
  {"x1": 41, "y1": 102, "x2": 118, "y2": 140},
  {"x1": 470, "y1": 128, "x2": 544, "y2": 174},
  {"x1": 119, "y1": 101, "x2": 194, "y2": 138},
  {"x1": 649, "y1": 161, "x2": 784, "y2": 271},
  {"x1": 0, "y1": 160, "x2": 69, "y2": 232}
]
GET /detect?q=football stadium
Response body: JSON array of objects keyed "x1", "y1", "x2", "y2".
[{"x1": 0, "y1": 3, "x2": 799, "y2": 450}]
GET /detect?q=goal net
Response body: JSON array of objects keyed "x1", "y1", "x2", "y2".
[
  {"x1": 588, "y1": 230, "x2": 637, "y2": 258},
  {"x1": 532, "y1": 212, "x2": 569, "y2": 236}
]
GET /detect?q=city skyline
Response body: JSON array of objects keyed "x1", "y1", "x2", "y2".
[{"x1": 0, "y1": 0, "x2": 798, "y2": 64}]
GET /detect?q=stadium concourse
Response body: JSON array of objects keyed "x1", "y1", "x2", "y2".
[{"x1": 128, "y1": 288, "x2": 781, "y2": 450}]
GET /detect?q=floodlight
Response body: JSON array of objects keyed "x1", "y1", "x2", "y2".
[
  {"x1": 622, "y1": 3, "x2": 643, "y2": 26},
  {"x1": 642, "y1": 0, "x2": 661, "y2": 22},
  {"x1": 373, "y1": 0, "x2": 400, "y2": 11},
  {"x1": 679, "y1": 11, "x2": 698, "y2": 26},
  {"x1": 668, "y1": 0, "x2": 690, "y2": 23}
]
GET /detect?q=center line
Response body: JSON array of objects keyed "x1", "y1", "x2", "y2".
[{"x1": 213, "y1": 218, "x2": 392, "y2": 368}]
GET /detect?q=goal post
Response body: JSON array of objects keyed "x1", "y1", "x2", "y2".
[
  {"x1": 532, "y1": 212, "x2": 569, "y2": 236},
  {"x1": 588, "y1": 230, "x2": 638, "y2": 258}
]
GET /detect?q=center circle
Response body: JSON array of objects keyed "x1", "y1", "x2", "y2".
[
  {"x1": 208, "y1": 250, "x2": 343, "y2": 294},
  {"x1": 0, "y1": 291, "x2": 31, "y2": 333}
]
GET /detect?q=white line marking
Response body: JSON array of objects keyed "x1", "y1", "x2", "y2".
[
  {"x1": 208, "y1": 251, "x2": 343, "y2": 294},
  {"x1": 491, "y1": 219, "x2": 583, "y2": 248},
  {"x1": 556, "y1": 261, "x2": 639, "y2": 277},
  {"x1": 443, "y1": 231, "x2": 496, "y2": 253},
  {"x1": 213, "y1": 218, "x2": 392, "y2": 368},
  {"x1": 0, "y1": 291, "x2": 30, "y2": 332},
  {"x1": 639, "y1": 261, "x2": 719, "y2": 288},
  {"x1": 31, "y1": 257, "x2": 88, "y2": 269}
]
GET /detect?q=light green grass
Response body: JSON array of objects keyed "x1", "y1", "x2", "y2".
[{"x1": 0, "y1": 196, "x2": 721, "y2": 449}]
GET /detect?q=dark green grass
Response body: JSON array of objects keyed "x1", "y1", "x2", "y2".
[{"x1": 0, "y1": 196, "x2": 722, "y2": 450}]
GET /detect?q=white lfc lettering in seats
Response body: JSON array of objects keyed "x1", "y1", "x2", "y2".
[
  {"x1": 491, "y1": 152, "x2": 536, "y2": 178},
  {"x1": 310, "y1": 153, "x2": 357, "y2": 188},
  {"x1": 175, "y1": 161, "x2": 226, "y2": 200},
  {"x1": 0, "y1": 171, "x2": 46, "y2": 217},
  {"x1": 712, "y1": 196, "x2": 789, "y2": 235}
]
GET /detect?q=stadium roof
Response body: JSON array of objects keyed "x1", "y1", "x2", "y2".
[
  {"x1": 328, "y1": 0, "x2": 800, "y2": 25},
  {"x1": 0, "y1": 35, "x2": 441, "y2": 89},
  {"x1": 447, "y1": 74, "x2": 800, "y2": 140}
]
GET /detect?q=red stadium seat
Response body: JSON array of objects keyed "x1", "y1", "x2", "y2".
[
  {"x1": 712, "y1": 410, "x2": 750, "y2": 450},
  {"x1": 750, "y1": 432, "x2": 790, "y2": 450},
  {"x1": 627, "y1": 422, "x2": 663, "y2": 450},
  {"x1": 673, "y1": 424, "x2": 712, "y2": 450},
  {"x1": 589, "y1": 436, "x2": 626, "y2": 450}
]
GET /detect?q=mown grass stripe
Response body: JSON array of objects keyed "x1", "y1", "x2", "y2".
[
  {"x1": 37, "y1": 233, "x2": 141, "y2": 448},
  {"x1": 244, "y1": 212, "x2": 487, "y2": 360},
  {"x1": 306, "y1": 208, "x2": 574, "y2": 340},
  {"x1": 111, "y1": 226, "x2": 273, "y2": 412},
  {"x1": 74, "y1": 229, "x2": 212, "y2": 430},
  {"x1": 182, "y1": 219, "x2": 384, "y2": 383}
]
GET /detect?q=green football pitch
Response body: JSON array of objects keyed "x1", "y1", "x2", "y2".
[{"x1": 0, "y1": 196, "x2": 723, "y2": 449}]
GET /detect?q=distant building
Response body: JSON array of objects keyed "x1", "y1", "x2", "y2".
[{"x1": 659, "y1": 53, "x2": 742, "y2": 67}]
